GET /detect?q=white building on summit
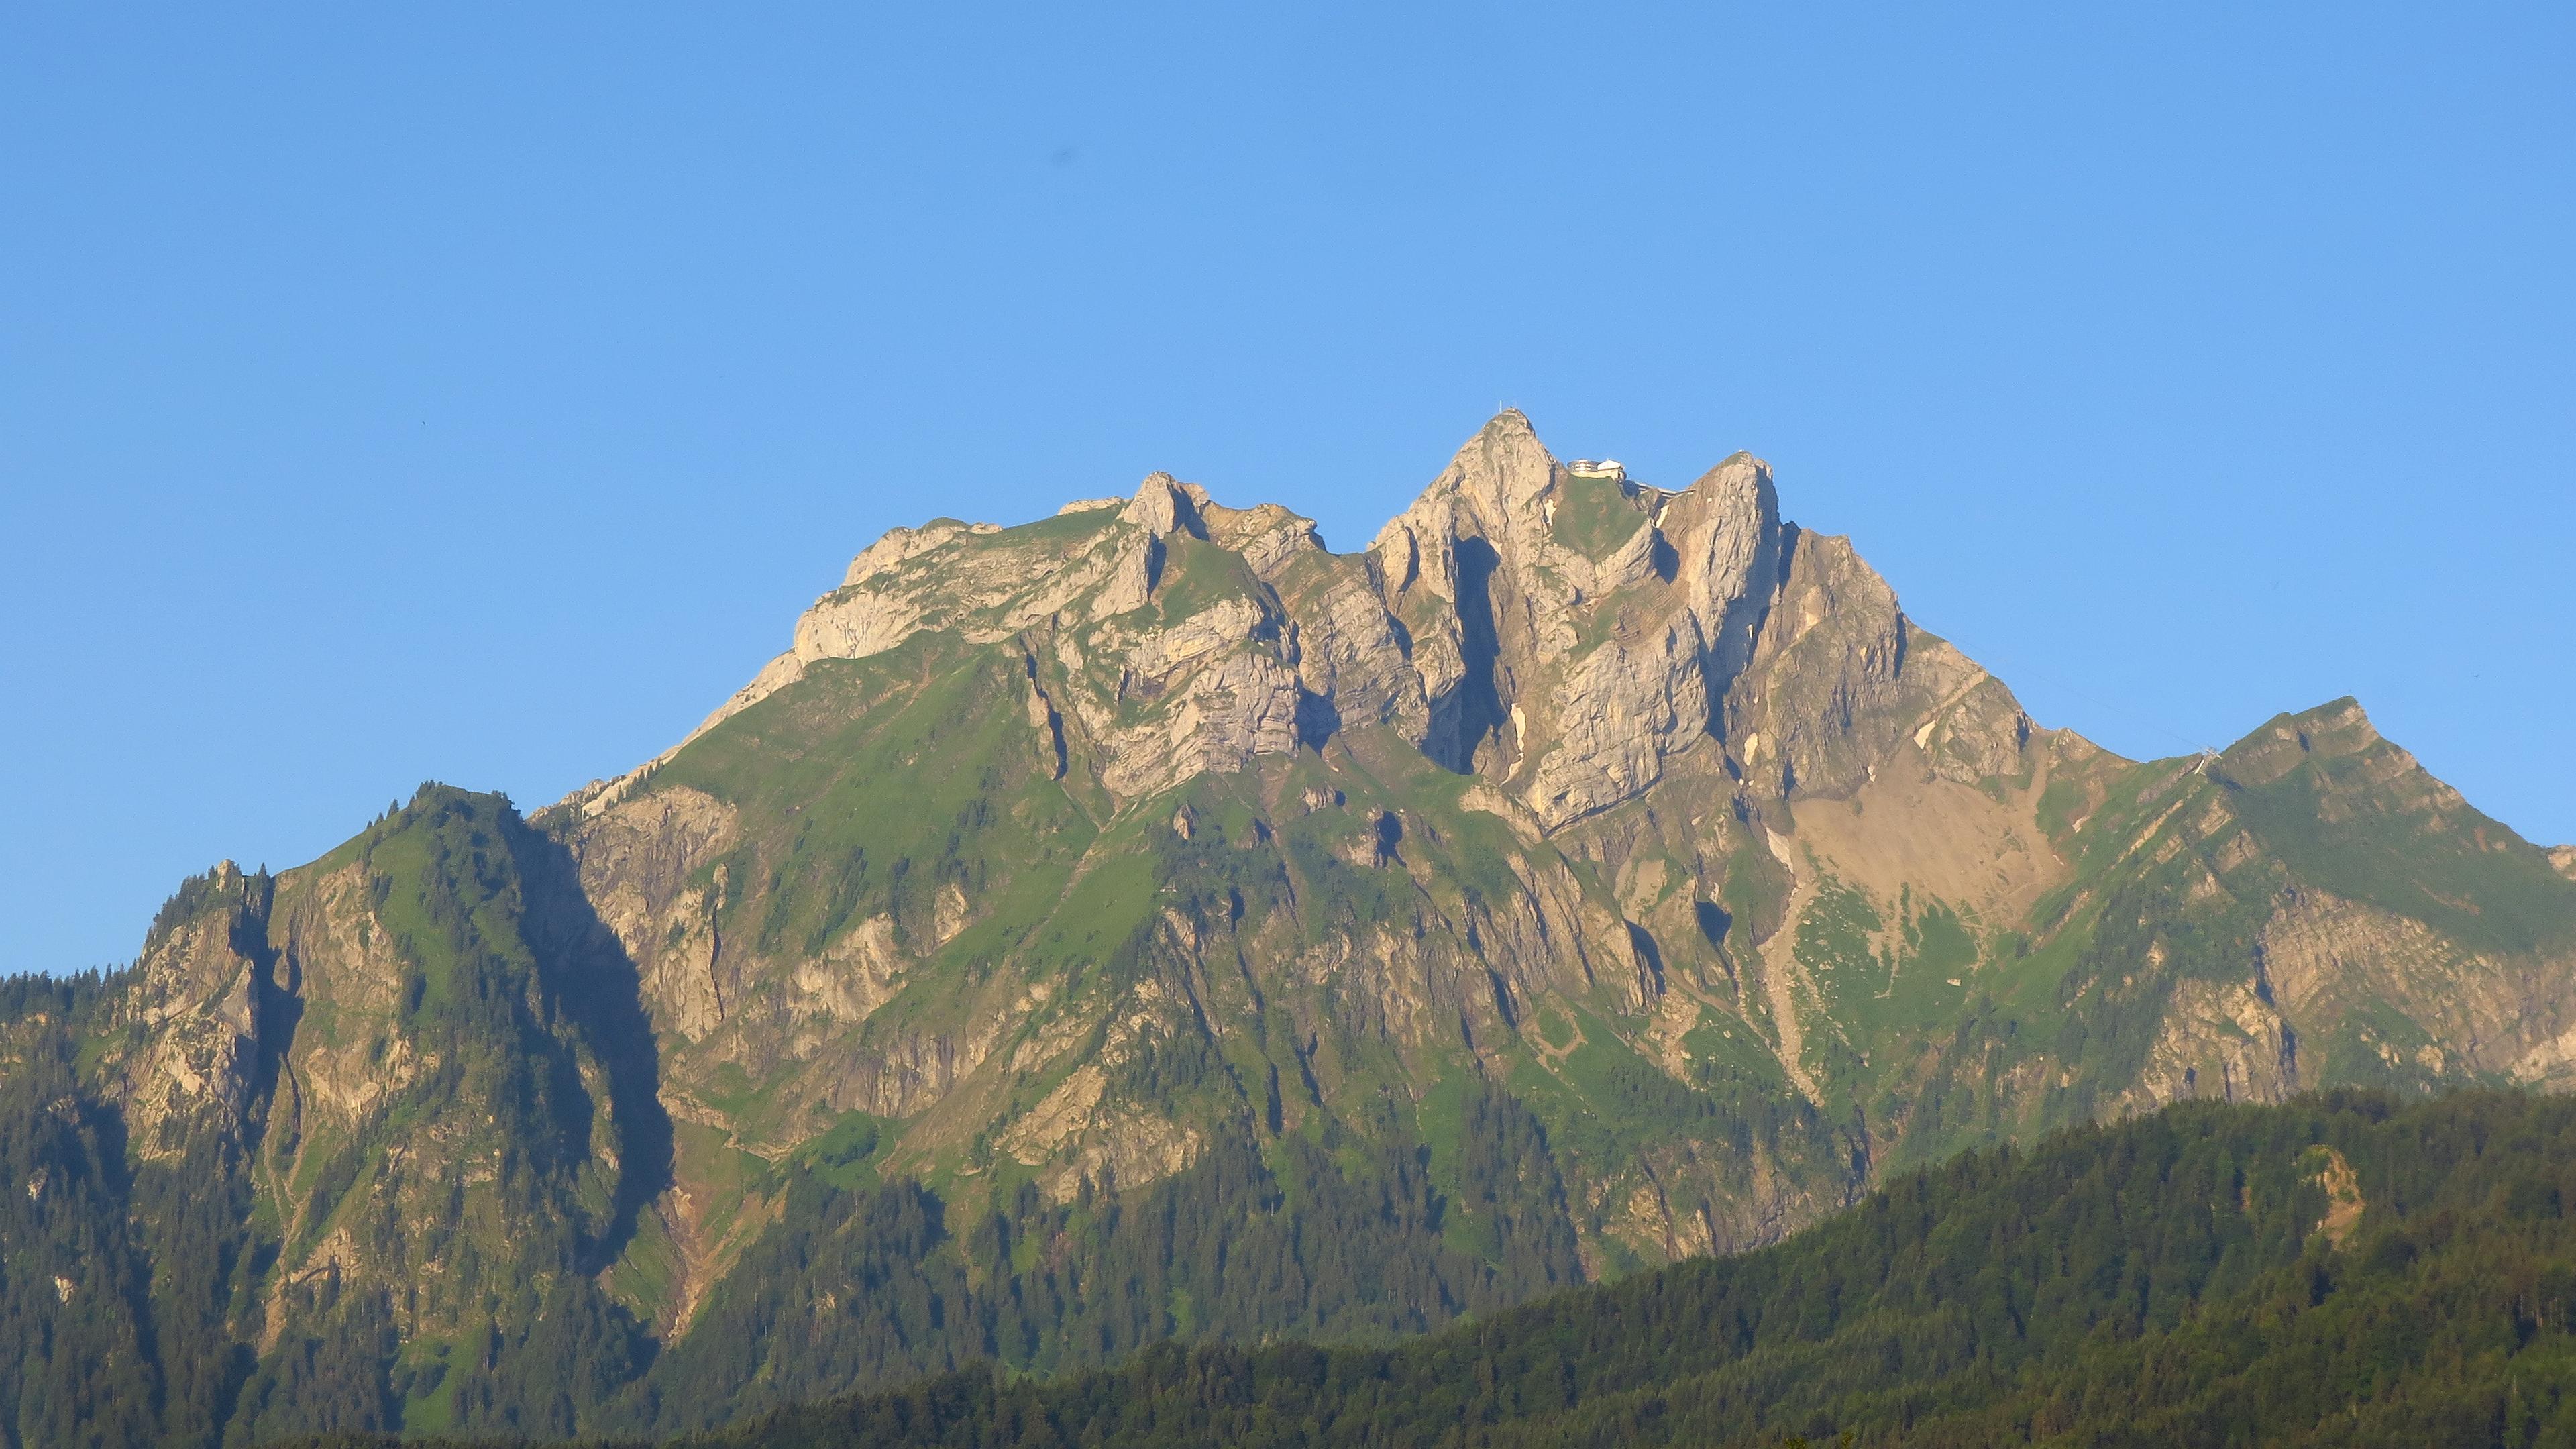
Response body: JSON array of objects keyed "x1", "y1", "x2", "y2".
[{"x1": 1566, "y1": 458, "x2": 1625, "y2": 479}]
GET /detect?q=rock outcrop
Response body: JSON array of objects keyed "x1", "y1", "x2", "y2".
[{"x1": 105, "y1": 861, "x2": 273, "y2": 1149}]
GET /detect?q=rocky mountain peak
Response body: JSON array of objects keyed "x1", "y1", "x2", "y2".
[
  {"x1": 528, "y1": 413, "x2": 2076, "y2": 863},
  {"x1": 1673, "y1": 450, "x2": 1772, "y2": 512},
  {"x1": 843, "y1": 517, "x2": 998, "y2": 588},
  {"x1": 2216, "y1": 696, "x2": 2401, "y2": 790},
  {"x1": 1375, "y1": 408, "x2": 1562, "y2": 557},
  {"x1": 38, "y1": 407, "x2": 2576, "y2": 1444},
  {"x1": 2290, "y1": 696, "x2": 2383, "y2": 753},
  {"x1": 1119, "y1": 472, "x2": 1208, "y2": 539}
]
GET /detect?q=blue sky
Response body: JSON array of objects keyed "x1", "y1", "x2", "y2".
[{"x1": 3, "y1": 5, "x2": 2569, "y2": 973}]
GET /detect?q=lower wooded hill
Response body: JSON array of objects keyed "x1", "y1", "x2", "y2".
[{"x1": 280, "y1": 1089, "x2": 2576, "y2": 1448}]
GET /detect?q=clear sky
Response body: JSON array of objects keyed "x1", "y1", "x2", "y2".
[{"x1": 3, "y1": 5, "x2": 2569, "y2": 974}]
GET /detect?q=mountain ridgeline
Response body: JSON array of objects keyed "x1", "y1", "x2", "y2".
[{"x1": 6, "y1": 413, "x2": 2574, "y2": 1445}]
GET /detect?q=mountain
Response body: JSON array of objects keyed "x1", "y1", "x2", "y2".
[
  {"x1": 315, "y1": 1089, "x2": 2576, "y2": 1449},
  {"x1": 6, "y1": 411, "x2": 2573, "y2": 1444}
]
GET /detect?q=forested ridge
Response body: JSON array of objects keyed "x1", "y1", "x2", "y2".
[{"x1": 281, "y1": 1090, "x2": 2576, "y2": 1448}]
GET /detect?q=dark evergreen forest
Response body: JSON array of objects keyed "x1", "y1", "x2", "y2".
[{"x1": 277, "y1": 1090, "x2": 2576, "y2": 1448}]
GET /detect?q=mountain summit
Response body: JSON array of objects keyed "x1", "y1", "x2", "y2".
[{"x1": 9, "y1": 415, "x2": 2574, "y2": 1442}]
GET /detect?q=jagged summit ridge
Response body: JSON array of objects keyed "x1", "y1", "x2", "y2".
[{"x1": 569, "y1": 410, "x2": 2016, "y2": 833}]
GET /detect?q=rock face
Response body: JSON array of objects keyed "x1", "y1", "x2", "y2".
[
  {"x1": 1371, "y1": 421, "x2": 1782, "y2": 825},
  {"x1": 17, "y1": 411, "x2": 2576, "y2": 1442},
  {"x1": 109, "y1": 861, "x2": 272, "y2": 1146}
]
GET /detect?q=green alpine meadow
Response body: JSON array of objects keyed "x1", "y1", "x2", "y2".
[{"x1": 7, "y1": 413, "x2": 2575, "y2": 1445}]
